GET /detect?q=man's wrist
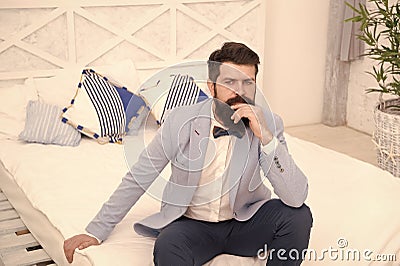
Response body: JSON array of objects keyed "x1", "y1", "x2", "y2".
[
  {"x1": 86, "y1": 232, "x2": 102, "y2": 244},
  {"x1": 261, "y1": 136, "x2": 278, "y2": 154},
  {"x1": 260, "y1": 130, "x2": 274, "y2": 146}
]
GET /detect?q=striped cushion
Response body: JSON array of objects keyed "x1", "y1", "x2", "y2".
[
  {"x1": 153, "y1": 74, "x2": 208, "y2": 124},
  {"x1": 61, "y1": 69, "x2": 149, "y2": 144},
  {"x1": 19, "y1": 101, "x2": 81, "y2": 146}
]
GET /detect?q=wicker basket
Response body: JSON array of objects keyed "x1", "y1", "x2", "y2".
[{"x1": 373, "y1": 98, "x2": 400, "y2": 177}]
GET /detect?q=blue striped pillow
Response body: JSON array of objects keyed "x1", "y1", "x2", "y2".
[
  {"x1": 61, "y1": 69, "x2": 149, "y2": 144},
  {"x1": 141, "y1": 74, "x2": 208, "y2": 125},
  {"x1": 19, "y1": 101, "x2": 81, "y2": 146}
]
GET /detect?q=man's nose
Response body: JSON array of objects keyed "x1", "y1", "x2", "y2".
[{"x1": 234, "y1": 82, "x2": 245, "y2": 96}]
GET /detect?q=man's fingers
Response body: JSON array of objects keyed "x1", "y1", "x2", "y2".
[
  {"x1": 64, "y1": 237, "x2": 81, "y2": 263},
  {"x1": 78, "y1": 239, "x2": 96, "y2": 250},
  {"x1": 232, "y1": 111, "x2": 244, "y2": 123},
  {"x1": 63, "y1": 239, "x2": 74, "y2": 263},
  {"x1": 63, "y1": 234, "x2": 98, "y2": 264},
  {"x1": 231, "y1": 107, "x2": 255, "y2": 124},
  {"x1": 229, "y1": 103, "x2": 271, "y2": 143},
  {"x1": 230, "y1": 103, "x2": 250, "y2": 109}
]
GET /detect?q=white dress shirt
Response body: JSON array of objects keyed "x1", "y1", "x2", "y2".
[{"x1": 184, "y1": 110, "x2": 234, "y2": 222}]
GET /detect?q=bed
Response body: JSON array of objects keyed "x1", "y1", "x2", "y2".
[
  {"x1": 0, "y1": 1, "x2": 399, "y2": 265},
  {"x1": 1, "y1": 120, "x2": 399, "y2": 266}
]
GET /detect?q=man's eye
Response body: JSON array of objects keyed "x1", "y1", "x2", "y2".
[
  {"x1": 245, "y1": 81, "x2": 254, "y2": 85},
  {"x1": 225, "y1": 80, "x2": 234, "y2": 85}
]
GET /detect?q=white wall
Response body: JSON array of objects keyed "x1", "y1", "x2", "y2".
[
  {"x1": 0, "y1": 1, "x2": 265, "y2": 86},
  {"x1": 0, "y1": 0, "x2": 330, "y2": 128},
  {"x1": 263, "y1": 0, "x2": 330, "y2": 127}
]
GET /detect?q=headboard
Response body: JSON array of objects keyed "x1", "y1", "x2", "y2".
[{"x1": 0, "y1": 0, "x2": 265, "y2": 87}]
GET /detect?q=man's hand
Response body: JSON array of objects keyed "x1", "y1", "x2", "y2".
[
  {"x1": 63, "y1": 234, "x2": 100, "y2": 263},
  {"x1": 231, "y1": 103, "x2": 273, "y2": 145}
]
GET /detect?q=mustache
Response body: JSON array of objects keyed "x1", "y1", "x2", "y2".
[{"x1": 225, "y1": 94, "x2": 254, "y2": 106}]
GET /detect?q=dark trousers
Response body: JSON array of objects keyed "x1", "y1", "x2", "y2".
[{"x1": 153, "y1": 199, "x2": 313, "y2": 266}]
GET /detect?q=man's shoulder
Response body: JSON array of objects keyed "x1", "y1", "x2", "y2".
[{"x1": 164, "y1": 98, "x2": 212, "y2": 122}]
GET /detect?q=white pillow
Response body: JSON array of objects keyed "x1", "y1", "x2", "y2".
[
  {"x1": 0, "y1": 78, "x2": 38, "y2": 139},
  {"x1": 90, "y1": 59, "x2": 140, "y2": 92},
  {"x1": 33, "y1": 59, "x2": 140, "y2": 108},
  {"x1": 34, "y1": 69, "x2": 79, "y2": 108}
]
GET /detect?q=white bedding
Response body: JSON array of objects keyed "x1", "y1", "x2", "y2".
[{"x1": 0, "y1": 130, "x2": 399, "y2": 266}]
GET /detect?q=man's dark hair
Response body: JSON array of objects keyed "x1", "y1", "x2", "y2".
[{"x1": 208, "y1": 42, "x2": 260, "y2": 83}]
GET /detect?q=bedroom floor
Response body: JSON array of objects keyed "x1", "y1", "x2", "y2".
[{"x1": 285, "y1": 124, "x2": 378, "y2": 166}]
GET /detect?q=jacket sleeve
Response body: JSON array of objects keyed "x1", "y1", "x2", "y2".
[
  {"x1": 85, "y1": 116, "x2": 175, "y2": 241},
  {"x1": 258, "y1": 114, "x2": 308, "y2": 207}
]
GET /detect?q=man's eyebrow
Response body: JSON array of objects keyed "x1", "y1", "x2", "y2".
[
  {"x1": 221, "y1": 77, "x2": 237, "y2": 82},
  {"x1": 222, "y1": 77, "x2": 255, "y2": 81}
]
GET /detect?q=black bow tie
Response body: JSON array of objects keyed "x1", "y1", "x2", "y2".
[{"x1": 213, "y1": 126, "x2": 243, "y2": 139}]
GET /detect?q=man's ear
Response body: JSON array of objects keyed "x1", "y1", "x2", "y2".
[{"x1": 207, "y1": 80, "x2": 215, "y2": 97}]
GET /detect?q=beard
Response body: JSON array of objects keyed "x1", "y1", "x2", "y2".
[{"x1": 213, "y1": 94, "x2": 254, "y2": 135}]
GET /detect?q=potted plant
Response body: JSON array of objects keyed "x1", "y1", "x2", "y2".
[{"x1": 346, "y1": 0, "x2": 400, "y2": 177}]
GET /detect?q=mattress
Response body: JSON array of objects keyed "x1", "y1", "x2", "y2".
[{"x1": 0, "y1": 130, "x2": 399, "y2": 266}]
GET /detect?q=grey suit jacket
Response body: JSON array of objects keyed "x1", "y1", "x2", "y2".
[{"x1": 86, "y1": 99, "x2": 308, "y2": 240}]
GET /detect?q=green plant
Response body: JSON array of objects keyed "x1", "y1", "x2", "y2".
[{"x1": 346, "y1": 0, "x2": 400, "y2": 99}]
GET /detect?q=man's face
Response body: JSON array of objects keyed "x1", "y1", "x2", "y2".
[{"x1": 209, "y1": 62, "x2": 256, "y2": 105}]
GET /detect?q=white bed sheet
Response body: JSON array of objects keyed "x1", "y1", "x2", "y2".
[
  {"x1": 0, "y1": 128, "x2": 260, "y2": 266},
  {"x1": 0, "y1": 131, "x2": 399, "y2": 266}
]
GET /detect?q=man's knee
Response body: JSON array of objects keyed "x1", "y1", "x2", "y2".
[
  {"x1": 267, "y1": 199, "x2": 313, "y2": 229},
  {"x1": 268, "y1": 199, "x2": 313, "y2": 234},
  {"x1": 153, "y1": 231, "x2": 193, "y2": 266},
  {"x1": 292, "y1": 204, "x2": 313, "y2": 231}
]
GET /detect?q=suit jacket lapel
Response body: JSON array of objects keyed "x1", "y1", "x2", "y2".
[{"x1": 187, "y1": 99, "x2": 213, "y2": 187}]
